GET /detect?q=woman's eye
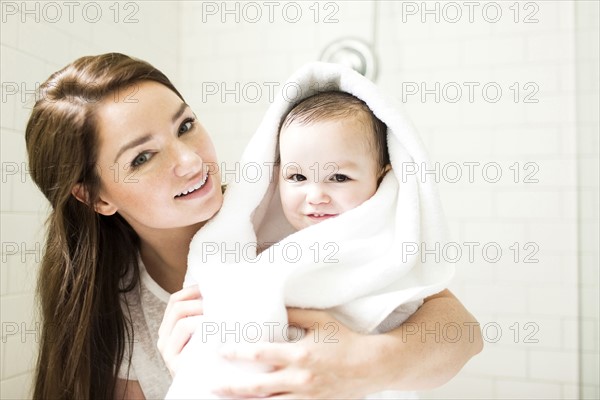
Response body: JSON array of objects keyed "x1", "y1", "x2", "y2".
[
  {"x1": 331, "y1": 174, "x2": 350, "y2": 182},
  {"x1": 131, "y1": 152, "x2": 151, "y2": 167},
  {"x1": 288, "y1": 174, "x2": 307, "y2": 182},
  {"x1": 178, "y1": 118, "x2": 195, "y2": 136}
]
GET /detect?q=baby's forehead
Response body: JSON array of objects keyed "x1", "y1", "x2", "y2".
[
  {"x1": 284, "y1": 110, "x2": 372, "y2": 132},
  {"x1": 281, "y1": 115, "x2": 378, "y2": 156}
]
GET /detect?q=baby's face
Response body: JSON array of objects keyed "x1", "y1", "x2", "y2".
[{"x1": 278, "y1": 117, "x2": 381, "y2": 230}]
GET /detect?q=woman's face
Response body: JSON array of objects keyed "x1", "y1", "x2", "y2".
[{"x1": 92, "y1": 80, "x2": 222, "y2": 234}]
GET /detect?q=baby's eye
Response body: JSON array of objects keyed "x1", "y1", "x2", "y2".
[
  {"x1": 131, "y1": 152, "x2": 152, "y2": 168},
  {"x1": 288, "y1": 173, "x2": 307, "y2": 182},
  {"x1": 178, "y1": 118, "x2": 195, "y2": 136},
  {"x1": 330, "y1": 174, "x2": 350, "y2": 182}
]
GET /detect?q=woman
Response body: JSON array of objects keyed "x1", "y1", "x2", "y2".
[{"x1": 25, "y1": 53, "x2": 482, "y2": 399}]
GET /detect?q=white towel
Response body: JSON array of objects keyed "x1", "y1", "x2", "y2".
[{"x1": 166, "y1": 62, "x2": 454, "y2": 399}]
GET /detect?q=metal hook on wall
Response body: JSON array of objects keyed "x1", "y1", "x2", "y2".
[{"x1": 319, "y1": 37, "x2": 378, "y2": 82}]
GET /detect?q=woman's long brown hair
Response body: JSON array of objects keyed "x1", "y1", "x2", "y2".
[{"x1": 25, "y1": 53, "x2": 185, "y2": 399}]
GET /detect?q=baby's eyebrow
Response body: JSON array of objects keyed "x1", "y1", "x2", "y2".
[{"x1": 330, "y1": 160, "x2": 359, "y2": 168}]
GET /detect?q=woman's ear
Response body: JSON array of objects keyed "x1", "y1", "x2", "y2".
[{"x1": 71, "y1": 183, "x2": 117, "y2": 216}]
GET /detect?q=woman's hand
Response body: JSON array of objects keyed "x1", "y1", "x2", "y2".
[
  {"x1": 211, "y1": 289, "x2": 482, "y2": 398},
  {"x1": 213, "y1": 309, "x2": 384, "y2": 399},
  {"x1": 156, "y1": 285, "x2": 203, "y2": 377}
]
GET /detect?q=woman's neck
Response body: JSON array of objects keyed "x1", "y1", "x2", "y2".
[{"x1": 138, "y1": 223, "x2": 204, "y2": 293}]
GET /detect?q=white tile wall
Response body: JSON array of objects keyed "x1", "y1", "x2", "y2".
[
  {"x1": 575, "y1": 1, "x2": 600, "y2": 397},
  {"x1": 0, "y1": 2, "x2": 180, "y2": 398},
  {"x1": 1, "y1": 1, "x2": 597, "y2": 399}
]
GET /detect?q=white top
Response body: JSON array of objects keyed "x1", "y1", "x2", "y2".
[{"x1": 118, "y1": 260, "x2": 172, "y2": 399}]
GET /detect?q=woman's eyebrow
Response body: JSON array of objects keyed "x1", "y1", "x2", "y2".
[
  {"x1": 113, "y1": 103, "x2": 190, "y2": 163},
  {"x1": 114, "y1": 134, "x2": 153, "y2": 163},
  {"x1": 172, "y1": 102, "x2": 189, "y2": 123}
]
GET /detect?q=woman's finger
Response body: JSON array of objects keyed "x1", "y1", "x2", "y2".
[
  {"x1": 219, "y1": 342, "x2": 311, "y2": 368},
  {"x1": 212, "y1": 369, "x2": 309, "y2": 399},
  {"x1": 157, "y1": 299, "x2": 203, "y2": 341},
  {"x1": 162, "y1": 285, "x2": 201, "y2": 321},
  {"x1": 159, "y1": 315, "x2": 202, "y2": 376}
]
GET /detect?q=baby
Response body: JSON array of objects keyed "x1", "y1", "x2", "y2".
[
  {"x1": 169, "y1": 64, "x2": 453, "y2": 400},
  {"x1": 273, "y1": 90, "x2": 423, "y2": 336},
  {"x1": 277, "y1": 90, "x2": 390, "y2": 231}
]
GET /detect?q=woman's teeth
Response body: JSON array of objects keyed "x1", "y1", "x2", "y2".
[{"x1": 176, "y1": 175, "x2": 208, "y2": 197}]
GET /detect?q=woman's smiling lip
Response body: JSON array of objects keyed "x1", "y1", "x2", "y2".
[{"x1": 174, "y1": 174, "x2": 212, "y2": 200}]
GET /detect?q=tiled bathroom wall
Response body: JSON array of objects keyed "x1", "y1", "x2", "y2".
[{"x1": 1, "y1": 1, "x2": 598, "y2": 398}]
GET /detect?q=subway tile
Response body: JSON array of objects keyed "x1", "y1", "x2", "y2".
[
  {"x1": 491, "y1": 0, "x2": 561, "y2": 36},
  {"x1": 491, "y1": 127, "x2": 561, "y2": 157},
  {"x1": 463, "y1": 284, "x2": 528, "y2": 316},
  {"x1": 451, "y1": 259, "x2": 494, "y2": 285},
  {"x1": 466, "y1": 344, "x2": 528, "y2": 378},
  {"x1": 495, "y1": 190, "x2": 562, "y2": 219},
  {"x1": 529, "y1": 349, "x2": 578, "y2": 382},
  {"x1": 575, "y1": 0, "x2": 600, "y2": 30},
  {"x1": 0, "y1": 213, "x2": 46, "y2": 250},
  {"x1": 527, "y1": 32, "x2": 576, "y2": 63},
  {"x1": 525, "y1": 94, "x2": 577, "y2": 125},
  {"x1": 438, "y1": 189, "x2": 494, "y2": 219},
  {"x1": 0, "y1": 258, "x2": 8, "y2": 296},
  {"x1": 528, "y1": 285, "x2": 578, "y2": 317},
  {"x1": 495, "y1": 378, "x2": 562, "y2": 399},
  {"x1": 580, "y1": 286, "x2": 600, "y2": 319},
  {"x1": 580, "y1": 384, "x2": 599, "y2": 400},
  {"x1": 479, "y1": 316, "x2": 554, "y2": 349},
  {"x1": 3, "y1": 133, "x2": 47, "y2": 214},
  {"x1": 421, "y1": 375, "x2": 494, "y2": 399},
  {"x1": 561, "y1": 383, "x2": 580, "y2": 399},
  {"x1": 0, "y1": 45, "x2": 20, "y2": 131},
  {"x1": 402, "y1": 41, "x2": 461, "y2": 69},
  {"x1": 0, "y1": 10, "x2": 19, "y2": 48},
  {"x1": 6, "y1": 256, "x2": 38, "y2": 295},
  {"x1": 463, "y1": 37, "x2": 526, "y2": 66},
  {"x1": 561, "y1": 318, "x2": 579, "y2": 351},
  {"x1": 0, "y1": 372, "x2": 34, "y2": 399},
  {"x1": 527, "y1": 221, "x2": 578, "y2": 254},
  {"x1": 431, "y1": 127, "x2": 495, "y2": 156},
  {"x1": 529, "y1": 158, "x2": 577, "y2": 188},
  {"x1": 404, "y1": 101, "x2": 462, "y2": 128},
  {"x1": 18, "y1": 17, "x2": 71, "y2": 65},
  {"x1": 492, "y1": 253, "x2": 564, "y2": 285},
  {"x1": 0, "y1": 294, "x2": 35, "y2": 331},
  {"x1": 463, "y1": 220, "x2": 527, "y2": 245},
  {"x1": 1, "y1": 331, "x2": 38, "y2": 380}
]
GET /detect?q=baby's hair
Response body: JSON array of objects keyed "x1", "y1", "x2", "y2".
[{"x1": 279, "y1": 91, "x2": 390, "y2": 171}]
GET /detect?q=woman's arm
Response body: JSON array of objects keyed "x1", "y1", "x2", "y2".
[
  {"x1": 213, "y1": 289, "x2": 483, "y2": 399},
  {"x1": 114, "y1": 379, "x2": 145, "y2": 400},
  {"x1": 369, "y1": 289, "x2": 483, "y2": 391}
]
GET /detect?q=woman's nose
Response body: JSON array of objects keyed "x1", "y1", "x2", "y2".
[
  {"x1": 306, "y1": 184, "x2": 330, "y2": 205},
  {"x1": 172, "y1": 141, "x2": 202, "y2": 177}
]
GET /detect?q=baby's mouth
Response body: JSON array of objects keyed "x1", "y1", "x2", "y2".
[{"x1": 307, "y1": 213, "x2": 336, "y2": 220}]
